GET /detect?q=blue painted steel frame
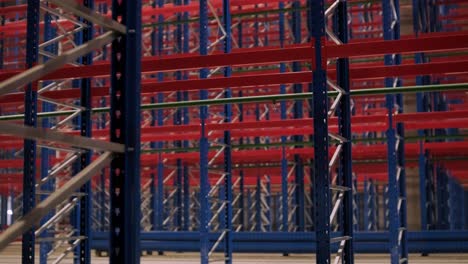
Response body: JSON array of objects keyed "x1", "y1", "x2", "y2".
[
  {"x1": 77, "y1": 1, "x2": 94, "y2": 262},
  {"x1": 223, "y1": 0, "x2": 233, "y2": 262},
  {"x1": 292, "y1": 0, "x2": 305, "y2": 232},
  {"x1": 199, "y1": 1, "x2": 210, "y2": 262},
  {"x1": 182, "y1": 0, "x2": 190, "y2": 232},
  {"x1": 92, "y1": 230, "x2": 468, "y2": 253},
  {"x1": 149, "y1": 4, "x2": 156, "y2": 233},
  {"x1": 174, "y1": 0, "x2": 184, "y2": 231},
  {"x1": 309, "y1": 0, "x2": 330, "y2": 263},
  {"x1": 334, "y1": 1, "x2": 354, "y2": 262},
  {"x1": 156, "y1": 0, "x2": 165, "y2": 233},
  {"x1": 109, "y1": 0, "x2": 142, "y2": 263},
  {"x1": 23, "y1": 1, "x2": 40, "y2": 263},
  {"x1": 382, "y1": 0, "x2": 408, "y2": 263},
  {"x1": 40, "y1": 11, "x2": 57, "y2": 264},
  {"x1": 436, "y1": 166, "x2": 449, "y2": 229},
  {"x1": 0, "y1": 196, "x2": 6, "y2": 229},
  {"x1": 413, "y1": 0, "x2": 437, "y2": 237},
  {"x1": 278, "y1": 1, "x2": 289, "y2": 234},
  {"x1": 419, "y1": 150, "x2": 436, "y2": 232},
  {"x1": 448, "y1": 177, "x2": 463, "y2": 230}
]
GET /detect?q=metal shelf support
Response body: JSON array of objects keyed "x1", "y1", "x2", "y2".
[
  {"x1": 309, "y1": 0, "x2": 331, "y2": 263},
  {"x1": 109, "y1": 0, "x2": 142, "y2": 263}
]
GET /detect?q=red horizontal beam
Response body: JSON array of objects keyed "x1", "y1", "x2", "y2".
[
  {"x1": 1, "y1": 111, "x2": 467, "y2": 147},
  {"x1": 0, "y1": 141, "x2": 467, "y2": 169},
  {"x1": 1, "y1": 32, "x2": 468, "y2": 83}
]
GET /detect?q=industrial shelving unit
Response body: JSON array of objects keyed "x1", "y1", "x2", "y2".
[{"x1": 0, "y1": 0, "x2": 467, "y2": 264}]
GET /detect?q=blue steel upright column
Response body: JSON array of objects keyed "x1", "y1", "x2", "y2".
[
  {"x1": 109, "y1": 0, "x2": 142, "y2": 263},
  {"x1": 382, "y1": 0, "x2": 408, "y2": 263},
  {"x1": 174, "y1": 0, "x2": 184, "y2": 230},
  {"x1": 223, "y1": 0, "x2": 233, "y2": 262},
  {"x1": 278, "y1": 1, "x2": 289, "y2": 234},
  {"x1": 292, "y1": 0, "x2": 305, "y2": 231},
  {"x1": 309, "y1": 0, "x2": 331, "y2": 263},
  {"x1": 182, "y1": 0, "x2": 190, "y2": 231},
  {"x1": 23, "y1": 1, "x2": 40, "y2": 263},
  {"x1": 334, "y1": 0, "x2": 354, "y2": 262},
  {"x1": 40, "y1": 10, "x2": 56, "y2": 264},
  {"x1": 199, "y1": 0, "x2": 210, "y2": 263},
  {"x1": 156, "y1": 0, "x2": 165, "y2": 233},
  {"x1": 78, "y1": 1, "x2": 94, "y2": 262}
]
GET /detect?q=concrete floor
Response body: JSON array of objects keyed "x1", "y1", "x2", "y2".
[{"x1": 1, "y1": 243, "x2": 467, "y2": 263}]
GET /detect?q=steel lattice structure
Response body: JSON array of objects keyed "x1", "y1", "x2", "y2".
[{"x1": 0, "y1": 1, "x2": 467, "y2": 264}]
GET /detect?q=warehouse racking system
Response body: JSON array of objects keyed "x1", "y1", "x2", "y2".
[{"x1": 0, "y1": 0, "x2": 467, "y2": 264}]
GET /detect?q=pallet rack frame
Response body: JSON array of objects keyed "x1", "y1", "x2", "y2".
[{"x1": 0, "y1": 1, "x2": 467, "y2": 264}]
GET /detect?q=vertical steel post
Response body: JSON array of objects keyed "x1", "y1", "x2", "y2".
[
  {"x1": 175, "y1": 161, "x2": 182, "y2": 229},
  {"x1": 256, "y1": 176, "x2": 261, "y2": 231},
  {"x1": 23, "y1": 1, "x2": 40, "y2": 263},
  {"x1": 448, "y1": 177, "x2": 460, "y2": 230},
  {"x1": 396, "y1": 0, "x2": 408, "y2": 258},
  {"x1": 254, "y1": 8, "x2": 261, "y2": 148},
  {"x1": 370, "y1": 181, "x2": 376, "y2": 230},
  {"x1": 436, "y1": 167, "x2": 449, "y2": 229},
  {"x1": 278, "y1": 1, "x2": 288, "y2": 234},
  {"x1": 150, "y1": 99, "x2": 157, "y2": 231},
  {"x1": 376, "y1": 184, "x2": 381, "y2": 230},
  {"x1": 77, "y1": 1, "x2": 94, "y2": 262},
  {"x1": 174, "y1": 0, "x2": 184, "y2": 230},
  {"x1": 292, "y1": 0, "x2": 305, "y2": 231},
  {"x1": 450, "y1": 176, "x2": 456, "y2": 230},
  {"x1": 72, "y1": 12, "x2": 84, "y2": 258},
  {"x1": 156, "y1": 0, "x2": 165, "y2": 233},
  {"x1": 418, "y1": 144, "x2": 429, "y2": 231},
  {"x1": 182, "y1": 0, "x2": 191, "y2": 232},
  {"x1": 109, "y1": 0, "x2": 141, "y2": 262},
  {"x1": 334, "y1": 0, "x2": 354, "y2": 261},
  {"x1": 183, "y1": 165, "x2": 190, "y2": 230},
  {"x1": 457, "y1": 181, "x2": 464, "y2": 230},
  {"x1": 223, "y1": 0, "x2": 233, "y2": 262},
  {"x1": 383, "y1": 0, "x2": 408, "y2": 262},
  {"x1": 0, "y1": 196, "x2": 6, "y2": 229},
  {"x1": 150, "y1": 1, "x2": 162, "y2": 231},
  {"x1": 237, "y1": 7, "x2": 245, "y2": 230},
  {"x1": 427, "y1": 154, "x2": 436, "y2": 229},
  {"x1": 39, "y1": 10, "x2": 57, "y2": 264},
  {"x1": 238, "y1": 91, "x2": 245, "y2": 231},
  {"x1": 309, "y1": 0, "x2": 330, "y2": 263},
  {"x1": 199, "y1": 1, "x2": 210, "y2": 263}
]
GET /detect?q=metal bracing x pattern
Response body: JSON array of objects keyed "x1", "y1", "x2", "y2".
[
  {"x1": 0, "y1": 1, "x2": 129, "y2": 264},
  {"x1": 198, "y1": 0, "x2": 234, "y2": 263},
  {"x1": 327, "y1": 0, "x2": 354, "y2": 263}
]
